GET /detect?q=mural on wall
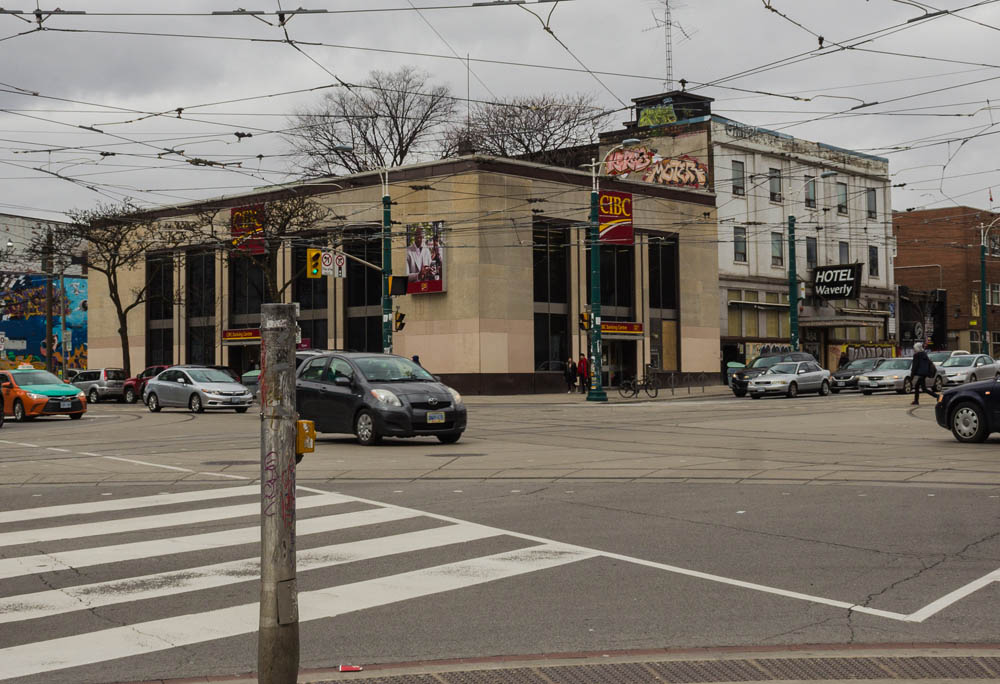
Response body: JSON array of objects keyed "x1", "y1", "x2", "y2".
[
  {"x1": 0, "y1": 273, "x2": 88, "y2": 371},
  {"x1": 604, "y1": 148, "x2": 709, "y2": 189}
]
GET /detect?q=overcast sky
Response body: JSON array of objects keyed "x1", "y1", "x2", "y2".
[{"x1": 0, "y1": 0, "x2": 997, "y2": 223}]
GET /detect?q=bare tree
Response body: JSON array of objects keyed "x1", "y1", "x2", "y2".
[
  {"x1": 442, "y1": 93, "x2": 612, "y2": 165},
  {"x1": 286, "y1": 67, "x2": 457, "y2": 176},
  {"x1": 27, "y1": 202, "x2": 192, "y2": 376}
]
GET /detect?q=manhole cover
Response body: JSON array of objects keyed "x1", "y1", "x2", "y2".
[
  {"x1": 425, "y1": 453, "x2": 486, "y2": 458},
  {"x1": 202, "y1": 460, "x2": 259, "y2": 466}
]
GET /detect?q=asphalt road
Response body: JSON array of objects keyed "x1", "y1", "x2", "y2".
[{"x1": 0, "y1": 389, "x2": 997, "y2": 683}]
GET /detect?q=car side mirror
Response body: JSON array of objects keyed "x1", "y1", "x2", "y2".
[
  {"x1": 0, "y1": 381, "x2": 10, "y2": 388},
  {"x1": 176, "y1": 378, "x2": 186, "y2": 384},
  {"x1": 334, "y1": 375, "x2": 352, "y2": 386},
  {"x1": 798, "y1": 369, "x2": 807, "y2": 374}
]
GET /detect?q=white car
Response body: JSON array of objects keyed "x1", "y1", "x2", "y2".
[
  {"x1": 940, "y1": 354, "x2": 1000, "y2": 386},
  {"x1": 748, "y1": 361, "x2": 831, "y2": 399}
]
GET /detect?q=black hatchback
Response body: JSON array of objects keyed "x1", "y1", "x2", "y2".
[{"x1": 295, "y1": 352, "x2": 467, "y2": 446}]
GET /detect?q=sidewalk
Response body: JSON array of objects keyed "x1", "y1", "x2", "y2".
[{"x1": 464, "y1": 383, "x2": 733, "y2": 405}]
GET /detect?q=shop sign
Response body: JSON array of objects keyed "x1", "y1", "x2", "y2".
[
  {"x1": 601, "y1": 322, "x2": 643, "y2": 335},
  {"x1": 230, "y1": 205, "x2": 266, "y2": 255},
  {"x1": 222, "y1": 328, "x2": 261, "y2": 344},
  {"x1": 813, "y1": 264, "x2": 862, "y2": 300},
  {"x1": 599, "y1": 191, "x2": 633, "y2": 244}
]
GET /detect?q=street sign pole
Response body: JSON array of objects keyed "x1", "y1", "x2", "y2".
[
  {"x1": 382, "y1": 173, "x2": 393, "y2": 354},
  {"x1": 587, "y1": 162, "x2": 607, "y2": 402}
]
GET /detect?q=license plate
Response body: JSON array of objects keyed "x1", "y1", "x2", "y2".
[
  {"x1": 427, "y1": 411, "x2": 445, "y2": 424},
  {"x1": 60, "y1": 401, "x2": 71, "y2": 409},
  {"x1": 229, "y1": 397, "x2": 241, "y2": 404},
  {"x1": 869, "y1": 381, "x2": 879, "y2": 386}
]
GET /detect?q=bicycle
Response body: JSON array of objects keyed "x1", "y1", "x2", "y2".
[
  {"x1": 616, "y1": 371, "x2": 659, "y2": 399},
  {"x1": 617, "y1": 376, "x2": 639, "y2": 398}
]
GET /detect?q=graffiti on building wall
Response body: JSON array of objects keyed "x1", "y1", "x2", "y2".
[
  {"x1": 837, "y1": 344, "x2": 896, "y2": 361},
  {"x1": 745, "y1": 342, "x2": 792, "y2": 358},
  {"x1": 0, "y1": 274, "x2": 88, "y2": 370},
  {"x1": 604, "y1": 148, "x2": 709, "y2": 189}
]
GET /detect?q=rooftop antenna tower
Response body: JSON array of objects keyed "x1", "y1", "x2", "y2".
[{"x1": 645, "y1": 1, "x2": 695, "y2": 91}]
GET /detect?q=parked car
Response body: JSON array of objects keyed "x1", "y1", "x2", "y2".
[
  {"x1": 935, "y1": 378, "x2": 1000, "y2": 442},
  {"x1": 830, "y1": 357, "x2": 887, "y2": 393},
  {"x1": 859, "y1": 357, "x2": 946, "y2": 394},
  {"x1": 928, "y1": 350, "x2": 969, "y2": 365},
  {"x1": 72, "y1": 368, "x2": 127, "y2": 403},
  {"x1": 63, "y1": 368, "x2": 83, "y2": 382},
  {"x1": 144, "y1": 366, "x2": 253, "y2": 413},
  {"x1": 939, "y1": 354, "x2": 1000, "y2": 386},
  {"x1": 0, "y1": 368, "x2": 87, "y2": 421},
  {"x1": 747, "y1": 360, "x2": 831, "y2": 399},
  {"x1": 296, "y1": 352, "x2": 466, "y2": 445},
  {"x1": 123, "y1": 364, "x2": 170, "y2": 404},
  {"x1": 241, "y1": 369, "x2": 260, "y2": 400},
  {"x1": 730, "y1": 352, "x2": 818, "y2": 397}
]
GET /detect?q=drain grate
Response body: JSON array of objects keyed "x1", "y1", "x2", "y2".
[
  {"x1": 313, "y1": 655, "x2": 1000, "y2": 683},
  {"x1": 201, "y1": 460, "x2": 259, "y2": 466}
]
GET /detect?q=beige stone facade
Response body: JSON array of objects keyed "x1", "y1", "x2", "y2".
[{"x1": 87, "y1": 156, "x2": 719, "y2": 392}]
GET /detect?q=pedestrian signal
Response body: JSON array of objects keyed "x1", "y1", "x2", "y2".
[
  {"x1": 388, "y1": 275, "x2": 408, "y2": 296},
  {"x1": 306, "y1": 248, "x2": 322, "y2": 279},
  {"x1": 394, "y1": 310, "x2": 406, "y2": 332},
  {"x1": 578, "y1": 312, "x2": 591, "y2": 331}
]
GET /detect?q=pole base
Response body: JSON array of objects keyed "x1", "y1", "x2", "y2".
[{"x1": 586, "y1": 388, "x2": 608, "y2": 402}]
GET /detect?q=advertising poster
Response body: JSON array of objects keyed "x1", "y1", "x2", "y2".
[
  {"x1": 404, "y1": 221, "x2": 445, "y2": 294},
  {"x1": 0, "y1": 273, "x2": 88, "y2": 371}
]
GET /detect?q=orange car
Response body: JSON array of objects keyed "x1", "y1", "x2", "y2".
[{"x1": 0, "y1": 368, "x2": 87, "y2": 421}]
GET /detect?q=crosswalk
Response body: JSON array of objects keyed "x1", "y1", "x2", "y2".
[{"x1": 0, "y1": 484, "x2": 596, "y2": 682}]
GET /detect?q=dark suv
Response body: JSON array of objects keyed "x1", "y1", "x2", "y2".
[
  {"x1": 295, "y1": 352, "x2": 467, "y2": 446},
  {"x1": 731, "y1": 352, "x2": 818, "y2": 397}
]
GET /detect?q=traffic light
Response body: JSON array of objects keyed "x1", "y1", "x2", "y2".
[
  {"x1": 393, "y1": 310, "x2": 406, "y2": 332},
  {"x1": 388, "y1": 275, "x2": 408, "y2": 296},
  {"x1": 306, "y1": 248, "x2": 322, "y2": 279},
  {"x1": 578, "y1": 312, "x2": 591, "y2": 331}
]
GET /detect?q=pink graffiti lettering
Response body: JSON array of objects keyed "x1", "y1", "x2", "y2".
[
  {"x1": 262, "y1": 451, "x2": 295, "y2": 525},
  {"x1": 604, "y1": 148, "x2": 708, "y2": 189}
]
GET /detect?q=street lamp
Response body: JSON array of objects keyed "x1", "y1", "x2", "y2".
[
  {"x1": 580, "y1": 138, "x2": 640, "y2": 402},
  {"x1": 979, "y1": 215, "x2": 1000, "y2": 354},
  {"x1": 788, "y1": 170, "x2": 838, "y2": 351}
]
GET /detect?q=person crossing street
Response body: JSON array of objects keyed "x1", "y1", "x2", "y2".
[{"x1": 910, "y1": 342, "x2": 939, "y2": 405}]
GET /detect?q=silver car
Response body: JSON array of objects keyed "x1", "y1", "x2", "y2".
[
  {"x1": 72, "y1": 368, "x2": 126, "y2": 403},
  {"x1": 144, "y1": 366, "x2": 253, "y2": 413},
  {"x1": 748, "y1": 361, "x2": 831, "y2": 399},
  {"x1": 859, "y1": 357, "x2": 946, "y2": 394},
  {"x1": 940, "y1": 353, "x2": 1000, "y2": 386}
]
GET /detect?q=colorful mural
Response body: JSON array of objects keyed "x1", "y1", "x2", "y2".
[
  {"x1": 0, "y1": 273, "x2": 88, "y2": 371},
  {"x1": 603, "y1": 147, "x2": 710, "y2": 189}
]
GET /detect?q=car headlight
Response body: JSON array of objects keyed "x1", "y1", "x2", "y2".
[
  {"x1": 446, "y1": 386, "x2": 463, "y2": 406},
  {"x1": 26, "y1": 392, "x2": 46, "y2": 400},
  {"x1": 77, "y1": 391, "x2": 85, "y2": 399},
  {"x1": 370, "y1": 388, "x2": 402, "y2": 407},
  {"x1": 891, "y1": 375, "x2": 901, "y2": 380}
]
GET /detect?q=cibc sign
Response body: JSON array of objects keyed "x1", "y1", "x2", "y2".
[
  {"x1": 813, "y1": 264, "x2": 862, "y2": 300},
  {"x1": 598, "y1": 191, "x2": 634, "y2": 245}
]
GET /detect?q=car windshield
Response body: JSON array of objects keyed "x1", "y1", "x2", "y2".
[
  {"x1": 879, "y1": 358, "x2": 911, "y2": 370},
  {"x1": 355, "y1": 356, "x2": 436, "y2": 382},
  {"x1": 767, "y1": 363, "x2": 798, "y2": 375},
  {"x1": 845, "y1": 359, "x2": 878, "y2": 371},
  {"x1": 187, "y1": 369, "x2": 238, "y2": 383},
  {"x1": 942, "y1": 356, "x2": 975, "y2": 367},
  {"x1": 13, "y1": 370, "x2": 64, "y2": 386},
  {"x1": 105, "y1": 369, "x2": 126, "y2": 381},
  {"x1": 750, "y1": 356, "x2": 780, "y2": 369},
  {"x1": 927, "y1": 352, "x2": 951, "y2": 363}
]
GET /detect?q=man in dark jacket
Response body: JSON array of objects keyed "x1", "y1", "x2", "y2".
[{"x1": 910, "y1": 342, "x2": 938, "y2": 405}]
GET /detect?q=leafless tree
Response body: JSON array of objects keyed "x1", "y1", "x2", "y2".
[
  {"x1": 285, "y1": 67, "x2": 457, "y2": 176},
  {"x1": 442, "y1": 93, "x2": 612, "y2": 165},
  {"x1": 27, "y1": 202, "x2": 193, "y2": 376}
]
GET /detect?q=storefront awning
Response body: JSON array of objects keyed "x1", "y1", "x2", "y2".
[{"x1": 800, "y1": 316, "x2": 885, "y2": 328}]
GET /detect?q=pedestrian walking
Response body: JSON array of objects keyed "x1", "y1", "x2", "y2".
[
  {"x1": 838, "y1": 351, "x2": 850, "y2": 369},
  {"x1": 563, "y1": 358, "x2": 577, "y2": 393},
  {"x1": 910, "y1": 342, "x2": 938, "y2": 405},
  {"x1": 577, "y1": 353, "x2": 589, "y2": 393}
]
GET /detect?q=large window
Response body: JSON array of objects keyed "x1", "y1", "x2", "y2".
[
  {"x1": 186, "y1": 251, "x2": 215, "y2": 319},
  {"x1": 298, "y1": 318, "x2": 328, "y2": 349},
  {"x1": 534, "y1": 314, "x2": 568, "y2": 372},
  {"x1": 586, "y1": 244, "x2": 635, "y2": 312},
  {"x1": 804, "y1": 176, "x2": 816, "y2": 209},
  {"x1": 343, "y1": 228, "x2": 382, "y2": 353},
  {"x1": 769, "y1": 168, "x2": 782, "y2": 202},
  {"x1": 733, "y1": 227, "x2": 747, "y2": 263},
  {"x1": 732, "y1": 160, "x2": 745, "y2": 196},
  {"x1": 771, "y1": 232, "x2": 783, "y2": 267},
  {"x1": 229, "y1": 254, "x2": 266, "y2": 316},
  {"x1": 866, "y1": 188, "x2": 877, "y2": 219},
  {"x1": 147, "y1": 255, "x2": 173, "y2": 321},
  {"x1": 147, "y1": 328, "x2": 172, "y2": 366},
  {"x1": 649, "y1": 238, "x2": 678, "y2": 310},
  {"x1": 806, "y1": 237, "x2": 817, "y2": 270},
  {"x1": 868, "y1": 245, "x2": 879, "y2": 277},
  {"x1": 533, "y1": 224, "x2": 569, "y2": 304},
  {"x1": 292, "y1": 245, "x2": 329, "y2": 311},
  {"x1": 187, "y1": 326, "x2": 215, "y2": 365},
  {"x1": 839, "y1": 241, "x2": 850, "y2": 264},
  {"x1": 837, "y1": 182, "x2": 849, "y2": 214}
]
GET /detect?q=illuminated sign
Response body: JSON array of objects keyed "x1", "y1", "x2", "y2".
[{"x1": 599, "y1": 191, "x2": 633, "y2": 245}]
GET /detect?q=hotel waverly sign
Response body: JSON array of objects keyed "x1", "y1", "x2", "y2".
[{"x1": 813, "y1": 264, "x2": 862, "y2": 300}]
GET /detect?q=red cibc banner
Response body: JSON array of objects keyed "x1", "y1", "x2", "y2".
[{"x1": 598, "y1": 191, "x2": 634, "y2": 245}]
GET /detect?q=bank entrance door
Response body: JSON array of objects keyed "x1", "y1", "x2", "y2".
[
  {"x1": 603, "y1": 340, "x2": 637, "y2": 387},
  {"x1": 227, "y1": 344, "x2": 261, "y2": 377}
]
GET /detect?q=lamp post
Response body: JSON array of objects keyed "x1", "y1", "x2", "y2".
[
  {"x1": 581, "y1": 138, "x2": 640, "y2": 402},
  {"x1": 788, "y1": 170, "x2": 838, "y2": 351},
  {"x1": 979, "y1": 215, "x2": 1000, "y2": 354}
]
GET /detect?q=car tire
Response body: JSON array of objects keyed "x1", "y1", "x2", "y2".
[
  {"x1": 786, "y1": 382, "x2": 798, "y2": 398},
  {"x1": 124, "y1": 388, "x2": 136, "y2": 404},
  {"x1": 189, "y1": 394, "x2": 204, "y2": 413},
  {"x1": 70, "y1": 413, "x2": 82, "y2": 420},
  {"x1": 354, "y1": 409, "x2": 380, "y2": 446},
  {"x1": 436, "y1": 431, "x2": 462, "y2": 444},
  {"x1": 933, "y1": 376, "x2": 943, "y2": 392},
  {"x1": 147, "y1": 393, "x2": 161, "y2": 413},
  {"x1": 819, "y1": 380, "x2": 831, "y2": 396},
  {"x1": 88, "y1": 388, "x2": 99, "y2": 404},
  {"x1": 732, "y1": 388, "x2": 747, "y2": 398},
  {"x1": 970, "y1": 374, "x2": 978, "y2": 383},
  {"x1": 235, "y1": 407, "x2": 248, "y2": 414},
  {"x1": 901, "y1": 377, "x2": 912, "y2": 394},
  {"x1": 13, "y1": 399, "x2": 31, "y2": 422},
  {"x1": 951, "y1": 401, "x2": 988, "y2": 443},
  {"x1": 862, "y1": 390, "x2": 873, "y2": 396}
]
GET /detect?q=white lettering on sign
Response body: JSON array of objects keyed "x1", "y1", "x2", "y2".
[{"x1": 813, "y1": 265, "x2": 859, "y2": 299}]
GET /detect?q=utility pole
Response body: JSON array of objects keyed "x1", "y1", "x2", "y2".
[
  {"x1": 587, "y1": 160, "x2": 608, "y2": 402},
  {"x1": 258, "y1": 302, "x2": 299, "y2": 684},
  {"x1": 788, "y1": 215, "x2": 799, "y2": 351},
  {"x1": 59, "y1": 271, "x2": 67, "y2": 377},
  {"x1": 44, "y1": 229, "x2": 54, "y2": 373},
  {"x1": 381, "y1": 171, "x2": 393, "y2": 354}
]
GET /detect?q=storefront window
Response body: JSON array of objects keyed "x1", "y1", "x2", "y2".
[
  {"x1": 534, "y1": 313, "x2": 568, "y2": 372},
  {"x1": 586, "y1": 244, "x2": 634, "y2": 312},
  {"x1": 533, "y1": 223, "x2": 569, "y2": 304},
  {"x1": 744, "y1": 291, "x2": 759, "y2": 337},
  {"x1": 648, "y1": 238, "x2": 678, "y2": 309},
  {"x1": 727, "y1": 290, "x2": 741, "y2": 337},
  {"x1": 765, "y1": 292, "x2": 780, "y2": 337}
]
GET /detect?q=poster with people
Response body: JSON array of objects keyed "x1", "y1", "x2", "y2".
[{"x1": 405, "y1": 221, "x2": 445, "y2": 294}]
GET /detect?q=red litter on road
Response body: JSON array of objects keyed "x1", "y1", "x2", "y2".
[{"x1": 338, "y1": 665, "x2": 364, "y2": 672}]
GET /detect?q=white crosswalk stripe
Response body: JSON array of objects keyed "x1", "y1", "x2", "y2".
[{"x1": 0, "y1": 484, "x2": 596, "y2": 682}]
